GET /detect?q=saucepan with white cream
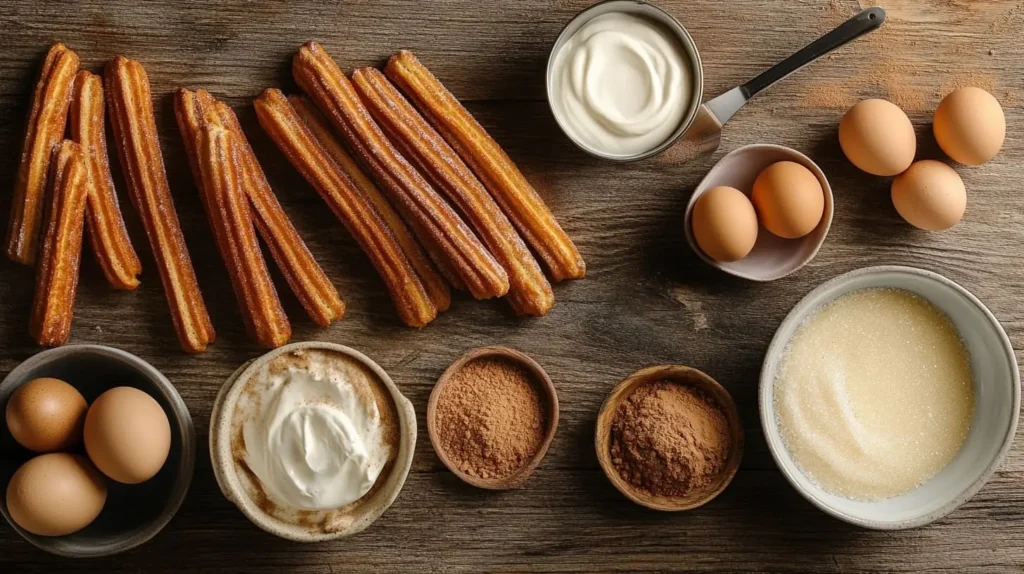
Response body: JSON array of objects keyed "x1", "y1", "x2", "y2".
[{"x1": 546, "y1": 1, "x2": 886, "y2": 162}]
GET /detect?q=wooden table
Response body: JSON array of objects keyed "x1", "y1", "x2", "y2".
[{"x1": 1, "y1": 1, "x2": 1022, "y2": 571}]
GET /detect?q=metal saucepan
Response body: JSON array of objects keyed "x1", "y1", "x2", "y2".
[{"x1": 546, "y1": 0, "x2": 886, "y2": 162}]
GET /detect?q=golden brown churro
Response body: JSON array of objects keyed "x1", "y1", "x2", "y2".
[
  {"x1": 293, "y1": 41, "x2": 509, "y2": 300},
  {"x1": 175, "y1": 88, "x2": 344, "y2": 328},
  {"x1": 106, "y1": 56, "x2": 215, "y2": 353},
  {"x1": 385, "y1": 50, "x2": 586, "y2": 281},
  {"x1": 30, "y1": 141, "x2": 89, "y2": 347},
  {"x1": 255, "y1": 88, "x2": 438, "y2": 328},
  {"x1": 70, "y1": 70, "x2": 142, "y2": 290},
  {"x1": 353, "y1": 67, "x2": 554, "y2": 316},
  {"x1": 288, "y1": 95, "x2": 451, "y2": 312},
  {"x1": 7, "y1": 43, "x2": 80, "y2": 265},
  {"x1": 195, "y1": 115, "x2": 292, "y2": 348}
]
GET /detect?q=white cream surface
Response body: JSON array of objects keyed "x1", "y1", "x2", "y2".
[
  {"x1": 550, "y1": 12, "x2": 692, "y2": 157},
  {"x1": 243, "y1": 363, "x2": 388, "y2": 510}
]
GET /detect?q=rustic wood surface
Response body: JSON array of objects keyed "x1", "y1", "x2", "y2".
[{"x1": 1, "y1": 0, "x2": 1022, "y2": 571}]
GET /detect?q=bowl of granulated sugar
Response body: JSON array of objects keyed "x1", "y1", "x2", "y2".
[
  {"x1": 427, "y1": 347, "x2": 559, "y2": 490},
  {"x1": 595, "y1": 365, "x2": 744, "y2": 511}
]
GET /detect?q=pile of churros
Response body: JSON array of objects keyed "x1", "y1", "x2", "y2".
[{"x1": 6, "y1": 41, "x2": 584, "y2": 352}]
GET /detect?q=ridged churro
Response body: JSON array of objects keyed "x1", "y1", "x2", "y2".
[
  {"x1": 70, "y1": 70, "x2": 141, "y2": 290},
  {"x1": 196, "y1": 115, "x2": 292, "y2": 348},
  {"x1": 353, "y1": 67, "x2": 554, "y2": 316},
  {"x1": 255, "y1": 88, "x2": 438, "y2": 328},
  {"x1": 106, "y1": 56, "x2": 215, "y2": 353},
  {"x1": 293, "y1": 41, "x2": 509, "y2": 300},
  {"x1": 175, "y1": 88, "x2": 344, "y2": 328},
  {"x1": 30, "y1": 141, "x2": 89, "y2": 347},
  {"x1": 385, "y1": 50, "x2": 586, "y2": 281},
  {"x1": 288, "y1": 95, "x2": 451, "y2": 312},
  {"x1": 7, "y1": 43, "x2": 80, "y2": 265}
]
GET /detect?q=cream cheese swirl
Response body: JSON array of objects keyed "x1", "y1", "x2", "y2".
[{"x1": 550, "y1": 12, "x2": 692, "y2": 157}]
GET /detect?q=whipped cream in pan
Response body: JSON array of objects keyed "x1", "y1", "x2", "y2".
[
  {"x1": 550, "y1": 12, "x2": 693, "y2": 157},
  {"x1": 242, "y1": 355, "x2": 390, "y2": 511}
]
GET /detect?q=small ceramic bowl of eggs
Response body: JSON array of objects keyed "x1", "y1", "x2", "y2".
[
  {"x1": 0, "y1": 345, "x2": 195, "y2": 557},
  {"x1": 684, "y1": 144, "x2": 834, "y2": 281},
  {"x1": 839, "y1": 87, "x2": 1005, "y2": 231}
]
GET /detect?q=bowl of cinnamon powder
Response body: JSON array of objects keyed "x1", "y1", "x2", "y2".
[
  {"x1": 595, "y1": 365, "x2": 743, "y2": 511},
  {"x1": 427, "y1": 347, "x2": 559, "y2": 490}
]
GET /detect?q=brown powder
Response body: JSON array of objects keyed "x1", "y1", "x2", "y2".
[
  {"x1": 435, "y1": 358, "x2": 547, "y2": 479},
  {"x1": 804, "y1": 84, "x2": 855, "y2": 109},
  {"x1": 610, "y1": 380, "x2": 730, "y2": 498}
]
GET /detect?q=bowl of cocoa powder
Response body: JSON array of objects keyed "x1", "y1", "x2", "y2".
[
  {"x1": 427, "y1": 346, "x2": 559, "y2": 490},
  {"x1": 595, "y1": 365, "x2": 743, "y2": 511}
]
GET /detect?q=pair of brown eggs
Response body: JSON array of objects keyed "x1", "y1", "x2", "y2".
[
  {"x1": 692, "y1": 161, "x2": 825, "y2": 263},
  {"x1": 839, "y1": 87, "x2": 1005, "y2": 231},
  {"x1": 5, "y1": 378, "x2": 171, "y2": 537}
]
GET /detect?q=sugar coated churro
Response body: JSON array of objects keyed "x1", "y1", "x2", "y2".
[
  {"x1": 255, "y1": 87, "x2": 438, "y2": 328},
  {"x1": 195, "y1": 114, "x2": 292, "y2": 348},
  {"x1": 288, "y1": 95, "x2": 451, "y2": 312},
  {"x1": 7, "y1": 43, "x2": 80, "y2": 265},
  {"x1": 294, "y1": 41, "x2": 509, "y2": 300},
  {"x1": 30, "y1": 141, "x2": 89, "y2": 347},
  {"x1": 385, "y1": 50, "x2": 585, "y2": 282},
  {"x1": 175, "y1": 88, "x2": 344, "y2": 328},
  {"x1": 70, "y1": 70, "x2": 142, "y2": 290},
  {"x1": 353, "y1": 67, "x2": 554, "y2": 316},
  {"x1": 106, "y1": 55, "x2": 215, "y2": 353}
]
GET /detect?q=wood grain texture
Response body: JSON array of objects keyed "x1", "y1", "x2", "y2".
[{"x1": 1, "y1": 0, "x2": 1023, "y2": 571}]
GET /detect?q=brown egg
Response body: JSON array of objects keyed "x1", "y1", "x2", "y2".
[
  {"x1": 84, "y1": 387, "x2": 171, "y2": 484},
  {"x1": 933, "y1": 86, "x2": 1005, "y2": 166},
  {"x1": 691, "y1": 186, "x2": 759, "y2": 263},
  {"x1": 751, "y1": 161, "x2": 825, "y2": 239},
  {"x1": 891, "y1": 160, "x2": 966, "y2": 231},
  {"x1": 839, "y1": 99, "x2": 916, "y2": 176},
  {"x1": 5, "y1": 377, "x2": 88, "y2": 453},
  {"x1": 6, "y1": 453, "x2": 107, "y2": 536}
]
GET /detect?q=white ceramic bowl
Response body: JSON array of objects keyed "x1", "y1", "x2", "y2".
[
  {"x1": 684, "y1": 144, "x2": 834, "y2": 281},
  {"x1": 760, "y1": 266, "x2": 1019, "y2": 529},
  {"x1": 209, "y1": 342, "x2": 416, "y2": 542}
]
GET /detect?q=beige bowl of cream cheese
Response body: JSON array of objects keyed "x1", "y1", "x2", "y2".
[{"x1": 210, "y1": 342, "x2": 416, "y2": 542}]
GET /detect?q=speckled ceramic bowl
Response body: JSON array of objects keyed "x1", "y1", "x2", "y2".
[
  {"x1": 685, "y1": 144, "x2": 834, "y2": 281},
  {"x1": 760, "y1": 266, "x2": 1019, "y2": 529},
  {"x1": 0, "y1": 345, "x2": 195, "y2": 557},
  {"x1": 209, "y1": 342, "x2": 416, "y2": 542}
]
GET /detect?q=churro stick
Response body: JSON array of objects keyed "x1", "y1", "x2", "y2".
[
  {"x1": 289, "y1": 95, "x2": 451, "y2": 312},
  {"x1": 30, "y1": 141, "x2": 89, "y2": 347},
  {"x1": 255, "y1": 88, "x2": 438, "y2": 328},
  {"x1": 106, "y1": 56, "x2": 215, "y2": 353},
  {"x1": 196, "y1": 117, "x2": 291, "y2": 348},
  {"x1": 7, "y1": 43, "x2": 80, "y2": 265},
  {"x1": 353, "y1": 68, "x2": 554, "y2": 317},
  {"x1": 175, "y1": 88, "x2": 345, "y2": 327},
  {"x1": 385, "y1": 50, "x2": 586, "y2": 281},
  {"x1": 293, "y1": 41, "x2": 509, "y2": 300},
  {"x1": 70, "y1": 70, "x2": 142, "y2": 290}
]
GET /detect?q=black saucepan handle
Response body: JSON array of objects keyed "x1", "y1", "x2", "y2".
[{"x1": 742, "y1": 7, "x2": 886, "y2": 99}]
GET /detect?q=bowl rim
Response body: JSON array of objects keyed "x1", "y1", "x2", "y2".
[
  {"x1": 426, "y1": 346, "x2": 559, "y2": 490},
  {"x1": 684, "y1": 143, "x2": 835, "y2": 281},
  {"x1": 545, "y1": 0, "x2": 705, "y2": 162},
  {"x1": 758, "y1": 265, "x2": 1021, "y2": 529},
  {"x1": 594, "y1": 365, "x2": 744, "y2": 511},
  {"x1": 0, "y1": 344, "x2": 196, "y2": 558},
  {"x1": 208, "y1": 341, "x2": 416, "y2": 542}
]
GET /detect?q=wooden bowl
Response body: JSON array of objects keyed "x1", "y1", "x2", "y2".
[
  {"x1": 595, "y1": 365, "x2": 744, "y2": 511},
  {"x1": 427, "y1": 346, "x2": 559, "y2": 490}
]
